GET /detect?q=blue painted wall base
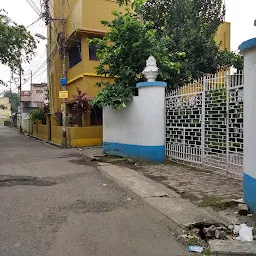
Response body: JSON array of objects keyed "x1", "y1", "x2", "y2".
[
  {"x1": 103, "y1": 142, "x2": 165, "y2": 163},
  {"x1": 244, "y1": 173, "x2": 256, "y2": 215}
]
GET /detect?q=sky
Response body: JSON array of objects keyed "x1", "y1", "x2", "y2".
[{"x1": 0, "y1": 0, "x2": 256, "y2": 94}]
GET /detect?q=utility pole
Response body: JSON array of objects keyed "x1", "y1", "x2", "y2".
[
  {"x1": 9, "y1": 70, "x2": 12, "y2": 115},
  {"x1": 30, "y1": 70, "x2": 33, "y2": 107},
  {"x1": 61, "y1": 0, "x2": 67, "y2": 147},
  {"x1": 9, "y1": 70, "x2": 12, "y2": 96},
  {"x1": 19, "y1": 67, "x2": 22, "y2": 133}
]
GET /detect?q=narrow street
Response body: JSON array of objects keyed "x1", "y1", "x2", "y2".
[{"x1": 0, "y1": 126, "x2": 187, "y2": 256}]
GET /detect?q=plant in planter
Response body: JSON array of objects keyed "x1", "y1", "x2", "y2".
[
  {"x1": 66, "y1": 114, "x2": 73, "y2": 127},
  {"x1": 72, "y1": 88, "x2": 90, "y2": 127},
  {"x1": 42, "y1": 103, "x2": 50, "y2": 125},
  {"x1": 29, "y1": 108, "x2": 44, "y2": 124},
  {"x1": 54, "y1": 111, "x2": 62, "y2": 126}
]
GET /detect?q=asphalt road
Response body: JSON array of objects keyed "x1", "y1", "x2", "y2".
[{"x1": 0, "y1": 126, "x2": 187, "y2": 256}]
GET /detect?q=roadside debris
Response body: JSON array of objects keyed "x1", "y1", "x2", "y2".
[
  {"x1": 232, "y1": 198, "x2": 244, "y2": 204},
  {"x1": 232, "y1": 224, "x2": 241, "y2": 235},
  {"x1": 188, "y1": 222, "x2": 227, "y2": 241},
  {"x1": 128, "y1": 159, "x2": 136, "y2": 164},
  {"x1": 236, "y1": 224, "x2": 254, "y2": 242},
  {"x1": 152, "y1": 192, "x2": 170, "y2": 198},
  {"x1": 188, "y1": 222, "x2": 255, "y2": 242},
  {"x1": 238, "y1": 203, "x2": 249, "y2": 216},
  {"x1": 188, "y1": 246, "x2": 204, "y2": 253}
]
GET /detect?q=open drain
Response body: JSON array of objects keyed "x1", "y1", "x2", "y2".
[
  {"x1": 0, "y1": 176, "x2": 57, "y2": 187},
  {"x1": 187, "y1": 222, "x2": 229, "y2": 241}
]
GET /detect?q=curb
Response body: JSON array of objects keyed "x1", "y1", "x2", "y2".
[
  {"x1": 98, "y1": 164, "x2": 256, "y2": 256},
  {"x1": 24, "y1": 133, "x2": 63, "y2": 148}
]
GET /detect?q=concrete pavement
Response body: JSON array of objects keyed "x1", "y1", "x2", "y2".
[{"x1": 0, "y1": 126, "x2": 187, "y2": 256}]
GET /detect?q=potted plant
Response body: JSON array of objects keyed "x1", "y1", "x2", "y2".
[
  {"x1": 54, "y1": 111, "x2": 62, "y2": 126},
  {"x1": 66, "y1": 114, "x2": 73, "y2": 127},
  {"x1": 72, "y1": 88, "x2": 90, "y2": 127}
]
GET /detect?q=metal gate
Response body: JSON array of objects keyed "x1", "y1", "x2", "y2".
[{"x1": 165, "y1": 72, "x2": 244, "y2": 179}]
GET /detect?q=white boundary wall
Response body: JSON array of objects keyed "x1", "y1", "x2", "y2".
[{"x1": 103, "y1": 82, "x2": 166, "y2": 162}]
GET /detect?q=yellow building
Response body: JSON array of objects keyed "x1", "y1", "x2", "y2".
[
  {"x1": 47, "y1": 0, "x2": 124, "y2": 146},
  {"x1": 49, "y1": 0, "x2": 122, "y2": 111},
  {"x1": 215, "y1": 22, "x2": 231, "y2": 51},
  {"x1": 0, "y1": 97, "x2": 11, "y2": 124}
]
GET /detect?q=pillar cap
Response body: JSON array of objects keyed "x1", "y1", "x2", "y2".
[
  {"x1": 136, "y1": 81, "x2": 167, "y2": 88},
  {"x1": 239, "y1": 38, "x2": 256, "y2": 52}
]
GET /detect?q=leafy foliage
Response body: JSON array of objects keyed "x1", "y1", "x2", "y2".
[
  {"x1": 3, "y1": 91, "x2": 19, "y2": 113},
  {"x1": 72, "y1": 88, "x2": 90, "y2": 126},
  {"x1": 29, "y1": 104, "x2": 49, "y2": 124},
  {"x1": 29, "y1": 108, "x2": 44, "y2": 123},
  {"x1": 0, "y1": 10, "x2": 36, "y2": 70},
  {"x1": 54, "y1": 111, "x2": 62, "y2": 126},
  {"x1": 115, "y1": 0, "x2": 243, "y2": 85},
  {"x1": 90, "y1": 11, "x2": 181, "y2": 109},
  {"x1": 217, "y1": 50, "x2": 243, "y2": 71}
]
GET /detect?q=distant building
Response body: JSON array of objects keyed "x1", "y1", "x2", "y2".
[
  {"x1": 0, "y1": 97, "x2": 11, "y2": 124},
  {"x1": 20, "y1": 83, "x2": 48, "y2": 110}
]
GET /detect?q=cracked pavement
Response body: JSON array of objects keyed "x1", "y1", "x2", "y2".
[{"x1": 0, "y1": 126, "x2": 187, "y2": 256}]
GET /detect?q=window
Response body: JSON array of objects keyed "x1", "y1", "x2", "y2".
[
  {"x1": 24, "y1": 102, "x2": 30, "y2": 108},
  {"x1": 90, "y1": 107, "x2": 102, "y2": 125},
  {"x1": 89, "y1": 41, "x2": 98, "y2": 61},
  {"x1": 69, "y1": 41, "x2": 82, "y2": 68},
  {"x1": 89, "y1": 37, "x2": 102, "y2": 61},
  {"x1": 36, "y1": 90, "x2": 43, "y2": 94}
]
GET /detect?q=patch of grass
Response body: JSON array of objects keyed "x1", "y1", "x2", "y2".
[
  {"x1": 202, "y1": 247, "x2": 212, "y2": 255},
  {"x1": 187, "y1": 236, "x2": 201, "y2": 246},
  {"x1": 198, "y1": 196, "x2": 226, "y2": 210}
]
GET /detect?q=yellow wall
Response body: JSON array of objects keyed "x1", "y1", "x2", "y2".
[
  {"x1": 215, "y1": 22, "x2": 231, "y2": 51},
  {"x1": 51, "y1": 126, "x2": 64, "y2": 145},
  {"x1": 0, "y1": 97, "x2": 11, "y2": 123},
  {"x1": 66, "y1": 0, "x2": 83, "y2": 38},
  {"x1": 82, "y1": 0, "x2": 122, "y2": 32},
  {"x1": 68, "y1": 126, "x2": 103, "y2": 147},
  {"x1": 37, "y1": 124, "x2": 50, "y2": 141},
  {"x1": 51, "y1": 125, "x2": 102, "y2": 146}
]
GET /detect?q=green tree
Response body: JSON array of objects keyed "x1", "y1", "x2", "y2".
[
  {"x1": 116, "y1": 0, "x2": 242, "y2": 86},
  {"x1": 3, "y1": 91, "x2": 19, "y2": 113},
  {"x1": 0, "y1": 10, "x2": 36, "y2": 70},
  {"x1": 29, "y1": 108, "x2": 44, "y2": 123},
  {"x1": 90, "y1": 10, "x2": 181, "y2": 109}
]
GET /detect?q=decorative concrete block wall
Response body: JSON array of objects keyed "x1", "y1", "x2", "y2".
[{"x1": 240, "y1": 38, "x2": 256, "y2": 214}]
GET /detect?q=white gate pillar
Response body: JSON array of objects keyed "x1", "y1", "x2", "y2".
[
  {"x1": 240, "y1": 38, "x2": 256, "y2": 214},
  {"x1": 103, "y1": 56, "x2": 166, "y2": 162}
]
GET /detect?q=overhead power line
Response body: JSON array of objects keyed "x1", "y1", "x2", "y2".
[
  {"x1": 26, "y1": 16, "x2": 42, "y2": 29},
  {"x1": 24, "y1": 0, "x2": 41, "y2": 16}
]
